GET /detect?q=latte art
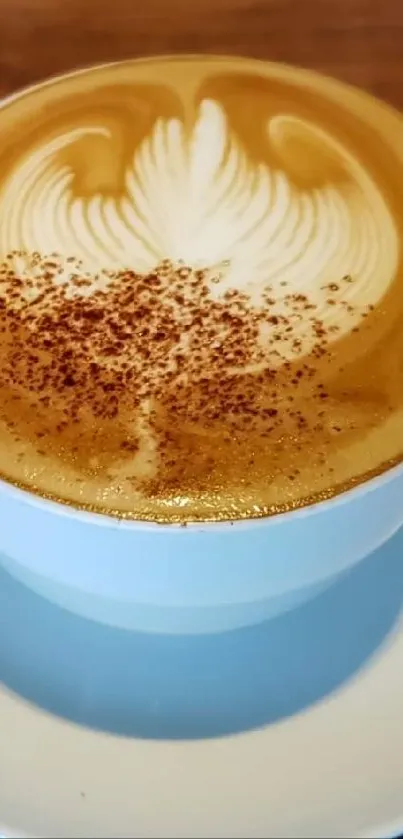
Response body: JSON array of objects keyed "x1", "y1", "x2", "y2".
[
  {"x1": 0, "y1": 55, "x2": 402, "y2": 521},
  {"x1": 0, "y1": 99, "x2": 398, "y2": 356}
]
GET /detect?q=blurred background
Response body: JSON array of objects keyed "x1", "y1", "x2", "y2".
[{"x1": 0, "y1": 0, "x2": 402, "y2": 108}]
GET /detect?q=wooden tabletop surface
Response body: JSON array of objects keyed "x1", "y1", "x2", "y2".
[{"x1": 1, "y1": 0, "x2": 403, "y2": 110}]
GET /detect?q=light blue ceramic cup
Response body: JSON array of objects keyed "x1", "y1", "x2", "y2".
[
  {"x1": 0, "y1": 463, "x2": 402, "y2": 634},
  {"x1": 1, "y1": 58, "x2": 403, "y2": 635}
]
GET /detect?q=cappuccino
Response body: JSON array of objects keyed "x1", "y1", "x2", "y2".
[{"x1": 0, "y1": 55, "x2": 402, "y2": 522}]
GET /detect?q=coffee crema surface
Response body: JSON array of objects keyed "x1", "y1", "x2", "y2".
[{"x1": 0, "y1": 55, "x2": 402, "y2": 522}]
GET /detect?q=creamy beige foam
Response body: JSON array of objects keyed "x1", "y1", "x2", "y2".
[{"x1": 0, "y1": 55, "x2": 402, "y2": 521}]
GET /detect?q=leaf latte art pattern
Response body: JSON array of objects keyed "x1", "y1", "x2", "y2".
[{"x1": 0, "y1": 99, "x2": 398, "y2": 339}]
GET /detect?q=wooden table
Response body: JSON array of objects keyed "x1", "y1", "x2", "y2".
[{"x1": 0, "y1": 0, "x2": 403, "y2": 109}]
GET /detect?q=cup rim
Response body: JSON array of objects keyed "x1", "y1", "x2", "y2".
[
  {"x1": 0, "y1": 457, "x2": 401, "y2": 532},
  {"x1": 2, "y1": 52, "x2": 403, "y2": 120}
]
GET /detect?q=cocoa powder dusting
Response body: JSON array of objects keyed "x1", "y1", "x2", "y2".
[{"x1": 0, "y1": 251, "x2": 385, "y2": 506}]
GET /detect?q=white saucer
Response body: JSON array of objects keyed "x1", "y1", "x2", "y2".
[{"x1": 1, "y1": 526, "x2": 403, "y2": 838}]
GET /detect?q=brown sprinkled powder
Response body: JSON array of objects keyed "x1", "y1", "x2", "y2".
[{"x1": 0, "y1": 251, "x2": 378, "y2": 507}]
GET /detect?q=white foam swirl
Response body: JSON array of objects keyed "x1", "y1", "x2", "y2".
[{"x1": 0, "y1": 99, "x2": 399, "y2": 352}]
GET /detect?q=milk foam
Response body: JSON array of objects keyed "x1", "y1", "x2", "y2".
[
  {"x1": 0, "y1": 56, "x2": 403, "y2": 522},
  {"x1": 0, "y1": 98, "x2": 398, "y2": 362}
]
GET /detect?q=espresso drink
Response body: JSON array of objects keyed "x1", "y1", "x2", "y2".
[{"x1": 0, "y1": 55, "x2": 402, "y2": 522}]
